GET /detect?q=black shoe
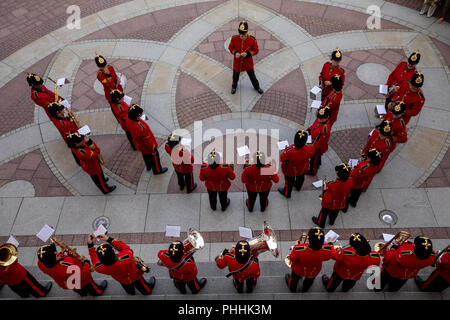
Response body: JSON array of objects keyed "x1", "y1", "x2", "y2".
[
  {"x1": 261, "y1": 199, "x2": 269, "y2": 212},
  {"x1": 231, "y1": 87, "x2": 237, "y2": 94},
  {"x1": 312, "y1": 216, "x2": 320, "y2": 226},
  {"x1": 415, "y1": 276, "x2": 424, "y2": 289},
  {"x1": 295, "y1": 186, "x2": 301, "y2": 191},
  {"x1": 174, "y1": 280, "x2": 187, "y2": 294},
  {"x1": 246, "y1": 199, "x2": 253, "y2": 212},
  {"x1": 98, "y1": 280, "x2": 108, "y2": 292},
  {"x1": 278, "y1": 187, "x2": 290, "y2": 198},
  {"x1": 233, "y1": 279, "x2": 243, "y2": 293},
  {"x1": 221, "y1": 198, "x2": 230, "y2": 211},
  {"x1": 44, "y1": 282, "x2": 53, "y2": 295},
  {"x1": 105, "y1": 177, "x2": 109, "y2": 183},
  {"x1": 187, "y1": 183, "x2": 197, "y2": 193},
  {"x1": 350, "y1": 202, "x2": 357, "y2": 208},
  {"x1": 147, "y1": 276, "x2": 156, "y2": 291},
  {"x1": 256, "y1": 88, "x2": 264, "y2": 94},
  {"x1": 285, "y1": 274, "x2": 293, "y2": 291},
  {"x1": 179, "y1": 184, "x2": 185, "y2": 191},
  {"x1": 198, "y1": 278, "x2": 207, "y2": 290},
  {"x1": 322, "y1": 275, "x2": 329, "y2": 287},
  {"x1": 154, "y1": 167, "x2": 168, "y2": 175},
  {"x1": 107, "y1": 185, "x2": 116, "y2": 193}
]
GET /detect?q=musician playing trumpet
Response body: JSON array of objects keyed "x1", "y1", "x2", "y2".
[
  {"x1": 285, "y1": 228, "x2": 333, "y2": 293},
  {"x1": 415, "y1": 245, "x2": 449, "y2": 292},
  {"x1": 158, "y1": 241, "x2": 207, "y2": 294}
]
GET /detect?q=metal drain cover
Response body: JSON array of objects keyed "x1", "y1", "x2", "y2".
[
  {"x1": 93, "y1": 216, "x2": 110, "y2": 230},
  {"x1": 379, "y1": 210, "x2": 398, "y2": 225}
]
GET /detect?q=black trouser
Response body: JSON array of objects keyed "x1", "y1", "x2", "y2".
[
  {"x1": 234, "y1": 278, "x2": 257, "y2": 293},
  {"x1": 176, "y1": 170, "x2": 195, "y2": 192},
  {"x1": 120, "y1": 276, "x2": 153, "y2": 295},
  {"x1": 287, "y1": 271, "x2": 315, "y2": 292},
  {"x1": 8, "y1": 271, "x2": 49, "y2": 298},
  {"x1": 174, "y1": 277, "x2": 203, "y2": 294},
  {"x1": 324, "y1": 272, "x2": 357, "y2": 292},
  {"x1": 316, "y1": 207, "x2": 340, "y2": 228},
  {"x1": 377, "y1": 268, "x2": 408, "y2": 292},
  {"x1": 307, "y1": 154, "x2": 322, "y2": 176},
  {"x1": 71, "y1": 150, "x2": 81, "y2": 166},
  {"x1": 207, "y1": 190, "x2": 228, "y2": 210},
  {"x1": 282, "y1": 174, "x2": 305, "y2": 197},
  {"x1": 125, "y1": 130, "x2": 136, "y2": 150},
  {"x1": 90, "y1": 171, "x2": 111, "y2": 194},
  {"x1": 347, "y1": 187, "x2": 364, "y2": 208},
  {"x1": 232, "y1": 69, "x2": 260, "y2": 90},
  {"x1": 420, "y1": 270, "x2": 449, "y2": 292},
  {"x1": 142, "y1": 150, "x2": 163, "y2": 174},
  {"x1": 385, "y1": 98, "x2": 392, "y2": 109},
  {"x1": 246, "y1": 190, "x2": 270, "y2": 212},
  {"x1": 73, "y1": 281, "x2": 104, "y2": 296}
]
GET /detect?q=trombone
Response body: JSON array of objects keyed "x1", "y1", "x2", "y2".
[{"x1": 374, "y1": 231, "x2": 410, "y2": 256}]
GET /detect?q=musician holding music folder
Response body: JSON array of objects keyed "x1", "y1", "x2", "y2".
[
  {"x1": 416, "y1": 246, "x2": 450, "y2": 292},
  {"x1": 306, "y1": 106, "x2": 331, "y2": 176},
  {"x1": 27, "y1": 73, "x2": 64, "y2": 120}
]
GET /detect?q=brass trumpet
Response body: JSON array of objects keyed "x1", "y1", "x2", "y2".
[
  {"x1": 284, "y1": 233, "x2": 308, "y2": 268},
  {"x1": 432, "y1": 244, "x2": 450, "y2": 267},
  {"x1": 374, "y1": 231, "x2": 410, "y2": 256},
  {"x1": 0, "y1": 243, "x2": 18, "y2": 267},
  {"x1": 319, "y1": 177, "x2": 327, "y2": 200}
]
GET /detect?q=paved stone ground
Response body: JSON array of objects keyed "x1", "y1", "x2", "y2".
[{"x1": 1, "y1": 0, "x2": 450, "y2": 300}]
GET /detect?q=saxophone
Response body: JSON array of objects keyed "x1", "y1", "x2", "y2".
[{"x1": 50, "y1": 236, "x2": 94, "y2": 272}]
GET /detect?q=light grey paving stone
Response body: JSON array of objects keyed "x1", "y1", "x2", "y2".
[
  {"x1": 145, "y1": 114, "x2": 172, "y2": 137},
  {"x1": 426, "y1": 187, "x2": 450, "y2": 226},
  {"x1": 39, "y1": 121, "x2": 61, "y2": 143},
  {"x1": 381, "y1": 188, "x2": 438, "y2": 228},
  {"x1": 263, "y1": 16, "x2": 310, "y2": 47},
  {"x1": 112, "y1": 41, "x2": 166, "y2": 60},
  {"x1": 0, "y1": 181, "x2": 35, "y2": 198},
  {"x1": 421, "y1": 68, "x2": 450, "y2": 110},
  {"x1": 333, "y1": 103, "x2": 371, "y2": 128},
  {"x1": 200, "y1": 192, "x2": 244, "y2": 232},
  {"x1": 139, "y1": 243, "x2": 167, "y2": 264},
  {"x1": 159, "y1": 46, "x2": 188, "y2": 67},
  {"x1": 380, "y1": 2, "x2": 436, "y2": 29},
  {"x1": 0, "y1": 198, "x2": 22, "y2": 236},
  {"x1": 365, "y1": 102, "x2": 386, "y2": 127},
  {"x1": 210, "y1": 242, "x2": 234, "y2": 262},
  {"x1": 103, "y1": 195, "x2": 149, "y2": 233},
  {"x1": 427, "y1": 20, "x2": 450, "y2": 43},
  {"x1": 16, "y1": 246, "x2": 39, "y2": 266},
  {"x1": 67, "y1": 171, "x2": 133, "y2": 196},
  {"x1": 371, "y1": 155, "x2": 424, "y2": 189},
  {"x1": 357, "y1": 63, "x2": 391, "y2": 86},
  {"x1": 292, "y1": 40, "x2": 323, "y2": 62},
  {"x1": 239, "y1": 72, "x2": 271, "y2": 111},
  {"x1": 417, "y1": 107, "x2": 450, "y2": 132},
  {"x1": 143, "y1": 94, "x2": 175, "y2": 131},
  {"x1": 170, "y1": 19, "x2": 215, "y2": 50},
  {"x1": 37, "y1": 108, "x2": 49, "y2": 124},
  {"x1": 288, "y1": 190, "x2": 333, "y2": 229},
  {"x1": 334, "y1": 0, "x2": 385, "y2": 9},
  {"x1": 314, "y1": 33, "x2": 370, "y2": 53},
  {"x1": 341, "y1": 189, "x2": 388, "y2": 228},
  {"x1": 145, "y1": 193, "x2": 201, "y2": 232},
  {"x1": 240, "y1": 119, "x2": 297, "y2": 145},
  {"x1": 0, "y1": 125, "x2": 42, "y2": 163},
  {"x1": 244, "y1": 192, "x2": 290, "y2": 230},
  {"x1": 11, "y1": 197, "x2": 65, "y2": 235}
]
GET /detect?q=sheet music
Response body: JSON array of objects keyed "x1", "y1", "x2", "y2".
[
  {"x1": 7, "y1": 235, "x2": 19, "y2": 247},
  {"x1": 312, "y1": 180, "x2": 323, "y2": 188},
  {"x1": 239, "y1": 227, "x2": 253, "y2": 239},
  {"x1": 325, "y1": 230, "x2": 339, "y2": 242},
  {"x1": 379, "y1": 85, "x2": 388, "y2": 95},
  {"x1": 165, "y1": 225, "x2": 181, "y2": 237},
  {"x1": 376, "y1": 104, "x2": 386, "y2": 115},
  {"x1": 123, "y1": 95, "x2": 132, "y2": 105},
  {"x1": 237, "y1": 145, "x2": 250, "y2": 157},
  {"x1": 78, "y1": 125, "x2": 91, "y2": 135},
  {"x1": 277, "y1": 140, "x2": 289, "y2": 150},
  {"x1": 93, "y1": 225, "x2": 107, "y2": 237},
  {"x1": 60, "y1": 99, "x2": 71, "y2": 109},
  {"x1": 36, "y1": 225, "x2": 55, "y2": 242},
  {"x1": 310, "y1": 100, "x2": 321, "y2": 109}
]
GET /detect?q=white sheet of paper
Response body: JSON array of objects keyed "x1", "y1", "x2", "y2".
[
  {"x1": 379, "y1": 85, "x2": 388, "y2": 94},
  {"x1": 312, "y1": 180, "x2": 323, "y2": 188},
  {"x1": 60, "y1": 99, "x2": 71, "y2": 109},
  {"x1": 93, "y1": 225, "x2": 107, "y2": 237},
  {"x1": 36, "y1": 225, "x2": 55, "y2": 242},
  {"x1": 376, "y1": 104, "x2": 387, "y2": 115},
  {"x1": 310, "y1": 86, "x2": 322, "y2": 95},
  {"x1": 237, "y1": 145, "x2": 250, "y2": 157},
  {"x1": 165, "y1": 225, "x2": 181, "y2": 237},
  {"x1": 123, "y1": 95, "x2": 132, "y2": 105},
  {"x1": 140, "y1": 113, "x2": 147, "y2": 121},
  {"x1": 239, "y1": 227, "x2": 253, "y2": 239},
  {"x1": 120, "y1": 74, "x2": 127, "y2": 88},
  {"x1": 7, "y1": 235, "x2": 19, "y2": 247},
  {"x1": 348, "y1": 159, "x2": 359, "y2": 167},
  {"x1": 277, "y1": 140, "x2": 289, "y2": 150},
  {"x1": 57, "y1": 78, "x2": 66, "y2": 86},
  {"x1": 307, "y1": 135, "x2": 312, "y2": 144},
  {"x1": 78, "y1": 125, "x2": 91, "y2": 135},
  {"x1": 311, "y1": 100, "x2": 322, "y2": 109},
  {"x1": 382, "y1": 233, "x2": 395, "y2": 242},
  {"x1": 180, "y1": 138, "x2": 192, "y2": 147},
  {"x1": 325, "y1": 230, "x2": 340, "y2": 242},
  {"x1": 370, "y1": 129, "x2": 375, "y2": 136}
]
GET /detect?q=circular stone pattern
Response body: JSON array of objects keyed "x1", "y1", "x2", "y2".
[
  {"x1": 224, "y1": 36, "x2": 232, "y2": 52},
  {"x1": 356, "y1": 63, "x2": 391, "y2": 86}
]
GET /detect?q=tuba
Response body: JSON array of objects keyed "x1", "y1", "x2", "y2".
[
  {"x1": 432, "y1": 244, "x2": 450, "y2": 268},
  {"x1": 248, "y1": 221, "x2": 279, "y2": 258},
  {"x1": 183, "y1": 228, "x2": 204, "y2": 256},
  {"x1": 374, "y1": 231, "x2": 410, "y2": 256},
  {"x1": 285, "y1": 232, "x2": 308, "y2": 268},
  {"x1": 0, "y1": 243, "x2": 18, "y2": 268}
]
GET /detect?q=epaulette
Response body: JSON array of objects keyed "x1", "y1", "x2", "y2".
[
  {"x1": 79, "y1": 149, "x2": 85, "y2": 154},
  {"x1": 370, "y1": 252, "x2": 379, "y2": 258},
  {"x1": 201, "y1": 164, "x2": 208, "y2": 168},
  {"x1": 361, "y1": 164, "x2": 369, "y2": 169},
  {"x1": 332, "y1": 93, "x2": 337, "y2": 100},
  {"x1": 401, "y1": 250, "x2": 413, "y2": 255},
  {"x1": 322, "y1": 244, "x2": 332, "y2": 251},
  {"x1": 33, "y1": 91, "x2": 39, "y2": 99},
  {"x1": 418, "y1": 91, "x2": 424, "y2": 99},
  {"x1": 339, "y1": 66, "x2": 345, "y2": 72},
  {"x1": 95, "y1": 262, "x2": 103, "y2": 268},
  {"x1": 249, "y1": 35, "x2": 255, "y2": 39},
  {"x1": 343, "y1": 250, "x2": 355, "y2": 256},
  {"x1": 386, "y1": 140, "x2": 390, "y2": 147},
  {"x1": 118, "y1": 105, "x2": 123, "y2": 112},
  {"x1": 286, "y1": 146, "x2": 295, "y2": 152},
  {"x1": 295, "y1": 246, "x2": 306, "y2": 251},
  {"x1": 97, "y1": 70, "x2": 102, "y2": 76},
  {"x1": 59, "y1": 120, "x2": 65, "y2": 125},
  {"x1": 323, "y1": 125, "x2": 328, "y2": 133},
  {"x1": 163, "y1": 252, "x2": 170, "y2": 258},
  {"x1": 244, "y1": 163, "x2": 252, "y2": 168},
  {"x1": 138, "y1": 123, "x2": 145, "y2": 130},
  {"x1": 400, "y1": 119, "x2": 405, "y2": 126},
  {"x1": 60, "y1": 261, "x2": 72, "y2": 267},
  {"x1": 225, "y1": 253, "x2": 234, "y2": 258},
  {"x1": 119, "y1": 254, "x2": 130, "y2": 261},
  {"x1": 220, "y1": 164, "x2": 229, "y2": 168}
]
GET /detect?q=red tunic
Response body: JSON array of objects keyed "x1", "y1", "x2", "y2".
[
  {"x1": 89, "y1": 239, "x2": 143, "y2": 285},
  {"x1": 241, "y1": 164, "x2": 279, "y2": 192},
  {"x1": 37, "y1": 253, "x2": 92, "y2": 289},
  {"x1": 280, "y1": 144, "x2": 315, "y2": 177},
  {"x1": 228, "y1": 34, "x2": 259, "y2": 72},
  {"x1": 0, "y1": 261, "x2": 28, "y2": 286},
  {"x1": 125, "y1": 118, "x2": 158, "y2": 154},
  {"x1": 308, "y1": 119, "x2": 331, "y2": 156},
  {"x1": 390, "y1": 81, "x2": 425, "y2": 124},
  {"x1": 436, "y1": 252, "x2": 450, "y2": 283},
  {"x1": 30, "y1": 86, "x2": 62, "y2": 119},
  {"x1": 383, "y1": 242, "x2": 435, "y2": 280},
  {"x1": 322, "y1": 178, "x2": 353, "y2": 210},
  {"x1": 386, "y1": 61, "x2": 416, "y2": 88},
  {"x1": 158, "y1": 250, "x2": 198, "y2": 282},
  {"x1": 97, "y1": 65, "x2": 123, "y2": 104},
  {"x1": 383, "y1": 112, "x2": 408, "y2": 150},
  {"x1": 319, "y1": 62, "x2": 345, "y2": 99},
  {"x1": 216, "y1": 252, "x2": 260, "y2": 282},
  {"x1": 71, "y1": 141, "x2": 102, "y2": 175},
  {"x1": 199, "y1": 163, "x2": 236, "y2": 191},
  {"x1": 349, "y1": 160, "x2": 378, "y2": 191},
  {"x1": 51, "y1": 117, "x2": 79, "y2": 143},
  {"x1": 332, "y1": 248, "x2": 381, "y2": 280},
  {"x1": 164, "y1": 144, "x2": 194, "y2": 174},
  {"x1": 322, "y1": 90, "x2": 343, "y2": 125},
  {"x1": 110, "y1": 101, "x2": 129, "y2": 131},
  {"x1": 362, "y1": 130, "x2": 393, "y2": 171},
  {"x1": 289, "y1": 243, "x2": 332, "y2": 278}
]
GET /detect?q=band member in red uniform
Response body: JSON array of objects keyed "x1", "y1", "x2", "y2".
[
  {"x1": 110, "y1": 89, "x2": 136, "y2": 150},
  {"x1": 285, "y1": 228, "x2": 332, "y2": 292},
  {"x1": 67, "y1": 133, "x2": 116, "y2": 194},
  {"x1": 242, "y1": 151, "x2": 279, "y2": 212},
  {"x1": 377, "y1": 236, "x2": 435, "y2": 292},
  {"x1": 389, "y1": 71, "x2": 425, "y2": 125},
  {"x1": 165, "y1": 134, "x2": 196, "y2": 193},
  {"x1": 199, "y1": 151, "x2": 235, "y2": 211},
  {"x1": 415, "y1": 246, "x2": 449, "y2": 292},
  {"x1": 322, "y1": 74, "x2": 343, "y2": 126},
  {"x1": 0, "y1": 244, "x2": 52, "y2": 298},
  {"x1": 383, "y1": 101, "x2": 408, "y2": 151},
  {"x1": 319, "y1": 49, "x2": 345, "y2": 101},
  {"x1": 27, "y1": 73, "x2": 63, "y2": 119},
  {"x1": 216, "y1": 240, "x2": 260, "y2": 293},
  {"x1": 278, "y1": 130, "x2": 315, "y2": 198},
  {"x1": 95, "y1": 54, "x2": 123, "y2": 106},
  {"x1": 312, "y1": 163, "x2": 353, "y2": 228},
  {"x1": 37, "y1": 243, "x2": 106, "y2": 296},
  {"x1": 228, "y1": 20, "x2": 263, "y2": 95},
  {"x1": 385, "y1": 51, "x2": 420, "y2": 107},
  {"x1": 322, "y1": 233, "x2": 380, "y2": 292},
  {"x1": 126, "y1": 104, "x2": 167, "y2": 175},
  {"x1": 362, "y1": 120, "x2": 393, "y2": 173},
  {"x1": 346, "y1": 148, "x2": 382, "y2": 209},
  {"x1": 306, "y1": 106, "x2": 331, "y2": 176},
  {"x1": 89, "y1": 234, "x2": 156, "y2": 295},
  {"x1": 158, "y1": 241, "x2": 207, "y2": 294}
]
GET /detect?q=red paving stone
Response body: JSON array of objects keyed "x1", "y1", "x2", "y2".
[
  {"x1": 0, "y1": 52, "x2": 56, "y2": 136},
  {"x1": 176, "y1": 72, "x2": 231, "y2": 128},
  {"x1": 0, "y1": 149, "x2": 71, "y2": 196},
  {"x1": 430, "y1": 37, "x2": 450, "y2": 69},
  {"x1": 195, "y1": 17, "x2": 284, "y2": 68},
  {"x1": 71, "y1": 59, "x2": 151, "y2": 112},
  {"x1": 252, "y1": 67, "x2": 307, "y2": 124},
  {"x1": 330, "y1": 127, "x2": 373, "y2": 163},
  {"x1": 79, "y1": 1, "x2": 225, "y2": 42},
  {"x1": 421, "y1": 147, "x2": 450, "y2": 188}
]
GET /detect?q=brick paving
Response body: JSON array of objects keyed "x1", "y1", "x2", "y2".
[
  {"x1": 252, "y1": 67, "x2": 307, "y2": 124},
  {"x1": 195, "y1": 17, "x2": 284, "y2": 68},
  {"x1": 386, "y1": 0, "x2": 450, "y2": 20},
  {"x1": 79, "y1": 1, "x2": 225, "y2": 42},
  {"x1": 420, "y1": 147, "x2": 450, "y2": 188},
  {"x1": 0, "y1": 149, "x2": 71, "y2": 196},
  {"x1": 430, "y1": 37, "x2": 450, "y2": 69},
  {"x1": 330, "y1": 127, "x2": 373, "y2": 163},
  {"x1": 71, "y1": 59, "x2": 151, "y2": 112},
  {"x1": 0, "y1": 52, "x2": 56, "y2": 136},
  {"x1": 176, "y1": 72, "x2": 231, "y2": 128}
]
